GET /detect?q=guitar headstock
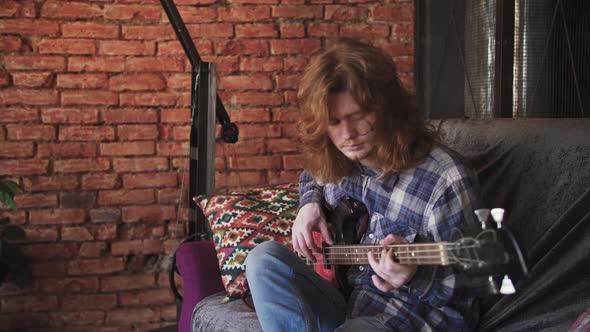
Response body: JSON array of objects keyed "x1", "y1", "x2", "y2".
[{"x1": 447, "y1": 208, "x2": 529, "y2": 295}]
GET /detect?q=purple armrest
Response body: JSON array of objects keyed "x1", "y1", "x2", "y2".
[{"x1": 176, "y1": 241, "x2": 224, "y2": 332}]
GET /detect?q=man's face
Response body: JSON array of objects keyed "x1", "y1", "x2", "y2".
[{"x1": 327, "y1": 91, "x2": 377, "y2": 167}]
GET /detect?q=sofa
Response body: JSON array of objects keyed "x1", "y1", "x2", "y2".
[{"x1": 175, "y1": 119, "x2": 590, "y2": 332}]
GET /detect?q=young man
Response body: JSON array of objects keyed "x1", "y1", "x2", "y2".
[{"x1": 245, "y1": 38, "x2": 483, "y2": 331}]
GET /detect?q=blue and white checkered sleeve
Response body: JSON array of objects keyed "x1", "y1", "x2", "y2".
[
  {"x1": 406, "y1": 174, "x2": 482, "y2": 308},
  {"x1": 298, "y1": 170, "x2": 325, "y2": 208}
]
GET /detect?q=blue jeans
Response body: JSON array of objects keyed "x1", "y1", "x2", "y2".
[{"x1": 245, "y1": 241, "x2": 391, "y2": 332}]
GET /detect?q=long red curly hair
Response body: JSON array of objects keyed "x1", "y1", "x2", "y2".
[{"x1": 296, "y1": 38, "x2": 439, "y2": 183}]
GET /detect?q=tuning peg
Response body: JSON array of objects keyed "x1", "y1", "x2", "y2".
[
  {"x1": 499, "y1": 275, "x2": 515, "y2": 295},
  {"x1": 487, "y1": 276, "x2": 498, "y2": 294},
  {"x1": 474, "y1": 209, "x2": 490, "y2": 229},
  {"x1": 490, "y1": 208, "x2": 505, "y2": 228}
]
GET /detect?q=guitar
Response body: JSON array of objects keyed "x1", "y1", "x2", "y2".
[{"x1": 304, "y1": 198, "x2": 529, "y2": 295}]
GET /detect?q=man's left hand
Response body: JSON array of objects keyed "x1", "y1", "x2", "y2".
[{"x1": 367, "y1": 234, "x2": 417, "y2": 292}]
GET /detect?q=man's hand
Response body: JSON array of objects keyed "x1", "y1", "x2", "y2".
[
  {"x1": 292, "y1": 202, "x2": 333, "y2": 263},
  {"x1": 367, "y1": 234, "x2": 417, "y2": 292}
]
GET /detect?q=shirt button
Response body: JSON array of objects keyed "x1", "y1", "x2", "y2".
[
  {"x1": 368, "y1": 233, "x2": 375, "y2": 239},
  {"x1": 359, "y1": 266, "x2": 364, "y2": 271}
]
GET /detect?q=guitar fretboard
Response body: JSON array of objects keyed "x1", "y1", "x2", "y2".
[{"x1": 321, "y1": 242, "x2": 450, "y2": 266}]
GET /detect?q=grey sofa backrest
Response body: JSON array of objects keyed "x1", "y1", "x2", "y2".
[{"x1": 437, "y1": 119, "x2": 590, "y2": 331}]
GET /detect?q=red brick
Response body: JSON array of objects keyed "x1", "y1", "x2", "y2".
[
  {"x1": 116, "y1": 124, "x2": 159, "y2": 140},
  {"x1": 41, "y1": 108, "x2": 99, "y2": 123},
  {"x1": 0, "y1": 210, "x2": 25, "y2": 225},
  {"x1": 0, "y1": 142, "x2": 34, "y2": 158},
  {"x1": 163, "y1": 74, "x2": 189, "y2": 91},
  {"x1": 0, "y1": 1, "x2": 19, "y2": 17},
  {"x1": 25, "y1": 227, "x2": 60, "y2": 242},
  {"x1": 121, "y1": 205, "x2": 176, "y2": 222},
  {"x1": 38, "y1": 277, "x2": 99, "y2": 293},
  {"x1": 0, "y1": 295, "x2": 59, "y2": 313},
  {"x1": 79, "y1": 242, "x2": 107, "y2": 257},
  {"x1": 22, "y1": 243, "x2": 79, "y2": 259},
  {"x1": 109, "y1": 74, "x2": 166, "y2": 92},
  {"x1": 229, "y1": 0, "x2": 278, "y2": 3},
  {"x1": 101, "y1": 274, "x2": 155, "y2": 291},
  {"x1": 14, "y1": 193, "x2": 58, "y2": 209},
  {"x1": 393, "y1": 55, "x2": 414, "y2": 73},
  {"x1": 119, "y1": 225, "x2": 166, "y2": 239},
  {"x1": 89, "y1": 208, "x2": 121, "y2": 223},
  {"x1": 112, "y1": 157, "x2": 169, "y2": 172},
  {"x1": 227, "y1": 155, "x2": 282, "y2": 170},
  {"x1": 41, "y1": 1, "x2": 102, "y2": 19},
  {"x1": 38, "y1": 143, "x2": 97, "y2": 158},
  {"x1": 158, "y1": 40, "x2": 213, "y2": 56},
  {"x1": 63, "y1": 224, "x2": 117, "y2": 241},
  {"x1": 371, "y1": 5, "x2": 413, "y2": 21},
  {"x1": 68, "y1": 56, "x2": 126, "y2": 72},
  {"x1": 119, "y1": 92, "x2": 179, "y2": 107},
  {"x1": 49, "y1": 311, "x2": 106, "y2": 326},
  {"x1": 0, "y1": 89, "x2": 59, "y2": 105},
  {"x1": 125, "y1": 57, "x2": 185, "y2": 72},
  {"x1": 0, "y1": 19, "x2": 60, "y2": 35},
  {"x1": 282, "y1": 154, "x2": 305, "y2": 169},
  {"x1": 215, "y1": 40, "x2": 269, "y2": 56},
  {"x1": 81, "y1": 173, "x2": 119, "y2": 190},
  {"x1": 237, "y1": 123, "x2": 281, "y2": 138},
  {"x1": 186, "y1": 24, "x2": 234, "y2": 38},
  {"x1": 53, "y1": 158, "x2": 111, "y2": 173},
  {"x1": 122, "y1": 173, "x2": 178, "y2": 189},
  {"x1": 225, "y1": 92, "x2": 283, "y2": 106},
  {"x1": 218, "y1": 74, "x2": 273, "y2": 90},
  {"x1": 222, "y1": 171, "x2": 267, "y2": 187},
  {"x1": 325, "y1": 5, "x2": 369, "y2": 20},
  {"x1": 29, "y1": 208, "x2": 86, "y2": 225},
  {"x1": 11, "y1": 72, "x2": 53, "y2": 88},
  {"x1": 280, "y1": 23, "x2": 305, "y2": 38},
  {"x1": 101, "y1": 109, "x2": 158, "y2": 123},
  {"x1": 0, "y1": 159, "x2": 48, "y2": 176},
  {"x1": 218, "y1": 7, "x2": 271, "y2": 21},
  {"x1": 106, "y1": 307, "x2": 160, "y2": 325},
  {"x1": 56, "y1": 74, "x2": 108, "y2": 89},
  {"x1": 171, "y1": 125, "x2": 189, "y2": 140},
  {"x1": 30, "y1": 261, "x2": 67, "y2": 278},
  {"x1": 392, "y1": 23, "x2": 414, "y2": 41},
  {"x1": 340, "y1": 24, "x2": 390, "y2": 38},
  {"x1": 68, "y1": 257, "x2": 125, "y2": 276},
  {"x1": 275, "y1": 74, "x2": 300, "y2": 89},
  {"x1": 61, "y1": 90, "x2": 118, "y2": 106},
  {"x1": 157, "y1": 188, "x2": 184, "y2": 205},
  {"x1": 62, "y1": 294, "x2": 117, "y2": 310},
  {"x1": 60, "y1": 191, "x2": 96, "y2": 208},
  {"x1": 98, "y1": 40, "x2": 155, "y2": 56},
  {"x1": 157, "y1": 141, "x2": 189, "y2": 156},
  {"x1": 121, "y1": 25, "x2": 175, "y2": 40},
  {"x1": 267, "y1": 138, "x2": 297, "y2": 152},
  {"x1": 217, "y1": 138, "x2": 265, "y2": 155},
  {"x1": 103, "y1": 4, "x2": 163, "y2": 21},
  {"x1": 379, "y1": 41, "x2": 413, "y2": 56},
  {"x1": 23, "y1": 175, "x2": 79, "y2": 192},
  {"x1": 61, "y1": 22, "x2": 119, "y2": 39},
  {"x1": 268, "y1": 170, "x2": 301, "y2": 185},
  {"x1": 119, "y1": 289, "x2": 173, "y2": 306},
  {"x1": 239, "y1": 57, "x2": 282, "y2": 72},
  {"x1": 270, "y1": 39, "x2": 322, "y2": 55},
  {"x1": 59, "y1": 126, "x2": 115, "y2": 141},
  {"x1": 272, "y1": 5, "x2": 323, "y2": 18},
  {"x1": 98, "y1": 189, "x2": 155, "y2": 205},
  {"x1": 272, "y1": 107, "x2": 299, "y2": 122},
  {"x1": 201, "y1": 56, "x2": 239, "y2": 73},
  {"x1": 235, "y1": 23, "x2": 277, "y2": 38},
  {"x1": 0, "y1": 35, "x2": 22, "y2": 52},
  {"x1": 37, "y1": 38, "x2": 96, "y2": 55},
  {"x1": 111, "y1": 239, "x2": 164, "y2": 255},
  {"x1": 0, "y1": 71, "x2": 10, "y2": 87},
  {"x1": 307, "y1": 23, "x2": 339, "y2": 37},
  {"x1": 99, "y1": 141, "x2": 155, "y2": 156},
  {"x1": 176, "y1": 6, "x2": 217, "y2": 23},
  {"x1": 227, "y1": 108, "x2": 271, "y2": 122},
  {"x1": 160, "y1": 109, "x2": 190, "y2": 123}
]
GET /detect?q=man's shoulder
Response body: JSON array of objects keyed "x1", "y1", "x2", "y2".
[{"x1": 418, "y1": 145, "x2": 475, "y2": 184}]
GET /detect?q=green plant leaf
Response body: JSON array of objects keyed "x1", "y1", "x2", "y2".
[
  {"x1": 0, "y1": 180, "x2": 23, "y2": 194},
  {"x1": 0, "y1": 217, "x2": 9, "y2": 226},
  {"x1": 1, "y1": 225, "x2": 26, "y2": 241},
  {"x1": 0, "y1": 190, "x2": 16, "y2": 210}
]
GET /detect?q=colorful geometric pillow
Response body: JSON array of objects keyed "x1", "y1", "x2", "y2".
[{"x1": 195, "y1": 183, "x2": 298, "y2": 303}]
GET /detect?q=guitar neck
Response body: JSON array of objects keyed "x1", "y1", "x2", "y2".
[{"x1": 323, "y1": 242, "x2": 450, "y2": 266}]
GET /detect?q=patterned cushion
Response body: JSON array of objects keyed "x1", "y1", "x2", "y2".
[{"x1": 195, "y1": 183, "x2": 298, "y2": 302}]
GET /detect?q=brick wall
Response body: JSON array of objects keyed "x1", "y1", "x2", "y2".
[{"x1": 0, "y1": 0, "x2": 414, "y2": 330}]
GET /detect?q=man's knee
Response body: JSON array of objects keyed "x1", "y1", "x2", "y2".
[{"x1": 245, "y1": 240, "x2": 290, "y2": 276}]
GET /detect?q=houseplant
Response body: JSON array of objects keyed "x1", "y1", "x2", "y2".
[{"x1": 0, "y1": 179, "x2": 28, "y2": 287}]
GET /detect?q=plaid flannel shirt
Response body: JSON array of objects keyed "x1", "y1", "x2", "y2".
[{"x1": 299, "y1": 146, "x2": 483, "y2": 331}]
